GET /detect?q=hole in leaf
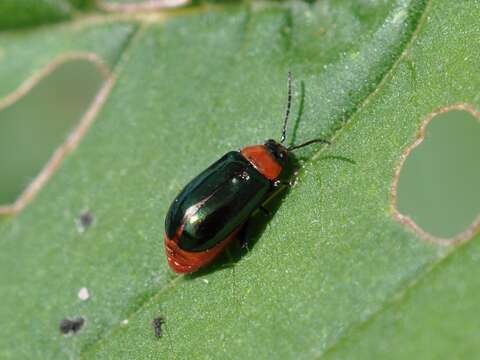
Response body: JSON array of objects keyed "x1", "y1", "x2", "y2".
[
  {"x1": 0, "y1": 60, "x2": 104, "y2": 205},
  {"x1": 397, "y1": 109, "x2": 480, "y2": 239}
]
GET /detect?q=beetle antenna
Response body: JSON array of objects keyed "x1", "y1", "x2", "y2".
[
  {"x1": 280, "y1": 71, "x2": 292, "y2": 144},
  {"x1": 288, "y1": 138, "x2": 330, "y2": 151}
]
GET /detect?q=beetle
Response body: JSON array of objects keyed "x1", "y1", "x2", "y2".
[{"x1": 164, "y1": 73, "x2": 329, "y2": 273}]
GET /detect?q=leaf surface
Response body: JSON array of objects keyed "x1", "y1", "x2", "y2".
[{"x1": 0, "y1": 1, "x2": 479, "y2": 359}]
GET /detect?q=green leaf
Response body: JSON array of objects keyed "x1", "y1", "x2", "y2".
[
  {"x1": 321, "y1": 237, "x2": 480, "y2": 359},
  {"x1": 0, "y1": 1, "x2": 101, "y2": 31},
  {"x1": 0, "y1": 0, "x2": 479, "y2": 359},
  {"x1": 0, "y1": 1, "x2": 73, "y2": 30},
  {"x1": 0, "y1": 20, "x2": 136, "y2": 100}
]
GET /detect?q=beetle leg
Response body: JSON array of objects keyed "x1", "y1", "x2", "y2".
[
  {"x1": 274, "y1": 179, "x2": 294, "y2": 188},
  {"x1": 238, "y1": 222, "x2": 251, "y2": 250},
  {"x1": 259, "y1": 206, "x2": 272, "y2": 217}
]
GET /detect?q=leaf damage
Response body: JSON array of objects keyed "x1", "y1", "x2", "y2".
[{"x1": 391, "y1": 103, "x2": 480, "y2": 246}]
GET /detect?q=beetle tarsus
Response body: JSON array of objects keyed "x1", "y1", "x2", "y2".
[
  {"x1": 274, "y1": 179, "x2": 293, "y2": 188},
  {"x1": 259, "y1": 206, "x2": 272, "y2": 217},
  {"x1": 238, "y1": 223, "x2": 251, "y2": 251}
]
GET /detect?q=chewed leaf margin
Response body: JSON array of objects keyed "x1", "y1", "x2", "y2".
[
  {"x1": 390, "y1": 103, "x2": 480, "y2": 246},
  {"x1": 0, "y1": 53, "x2": 112, "y2": 216}
]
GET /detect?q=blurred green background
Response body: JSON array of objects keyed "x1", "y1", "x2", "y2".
[{"x1": 0, "y1": 61, "x2": 479, "y2": 239}]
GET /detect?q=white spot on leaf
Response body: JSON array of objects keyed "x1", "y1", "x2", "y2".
[{"x1": 78, "y1": 287, "x2": 90, "y2": 301}]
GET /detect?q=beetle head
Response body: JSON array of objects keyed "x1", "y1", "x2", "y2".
[{"x1": 264, "y1": 139, "x2": 288, "y2": 168}]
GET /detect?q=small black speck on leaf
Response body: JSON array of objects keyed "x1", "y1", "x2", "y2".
[
  {"x1": 59, "y1": 317, "x2": 84, "y2": 334},
  {"x1": 77, "y1": 211, "x2": 94, "y2": 232},
  {"x1": 152, "y1": 316, "x2": 165, "y2": 338}
]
